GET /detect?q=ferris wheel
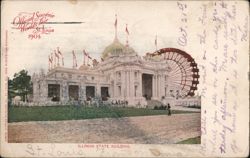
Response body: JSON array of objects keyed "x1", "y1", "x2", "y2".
[{"x1": 150, "y1": 48, "x2": 199, "y2": 97}]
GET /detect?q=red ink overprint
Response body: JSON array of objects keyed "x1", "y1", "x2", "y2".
[{"x1": 12, "y1": 11, "x2": 55, "y2": 39}]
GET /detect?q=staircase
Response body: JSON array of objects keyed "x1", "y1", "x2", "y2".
[{"x1": 146, "y1": 100, "x2": 163, "y2": 109}]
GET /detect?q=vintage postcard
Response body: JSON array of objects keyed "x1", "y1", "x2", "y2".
[{"x1": 1, "y1": 0, "x2": 249, "y2": 157}]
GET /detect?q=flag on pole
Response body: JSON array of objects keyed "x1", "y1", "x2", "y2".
[
  {"x1": 54, "y1": 50, "x2": 58, "y2": 67},
  {"x1": 125, "y1": 24, "x2": 129, "y2": 35},
  {"x1": 125, "y1": 24, "x2": 129, "y2": 46},
  {"x1": 92, "y1": 59, "x2": 98, "y2": 67},
  {"x1": 51, "y1": 53, "x2": 53, "y2": 61},
  {"x1": 72, "y1": 50, "x2": 77, "y2": 68},
  {"x1": 114, "y1": 14, "x2": 118, "y2": 40},
  {"x1": 83, "y1": 50, "x2": 90, "y2": 66},
  {"x1": 50, "y1": 53, "x2": 53, "y2": 66},
  {"x1": 83, "y1": 49, "x2": 88, "y2": 65},
  {"x1": 83, "y1": 50, "x2": 88, "y2": 56},
  {"x1": 88, "y1": 55, "x2": 92, "y2": 60},
  {"x1": 48, "y1": 55, "x2": 51, "y2": 70},
  {"x1": 155, "y1": 35, "x2": 158, "y2": 51},
  {"x1": 155, "y1": 35, "x2": 157, "y2": 47},
  {"x1": 57, "y1": 47, "x2": 64, "y2": 66},
  {"x1": 53, "y1": 51, "x2": 55, "y2": 67},
  {"x1": 72, "y1": 51, "x2": 75, "y2": 68},
  {"x1": 48, "y1": 55, "x2": 52, "y2": 63},
  {"x1": 57, "y1": 47, "x2": 62, "y2": 56},
  {"x1": 50, "y1": 53, "x2": 53, "y2": 68},
  {"x1": 55, "y1": 50, "x2": 60, "y2": 66},
  {"x1": 114, "y1": 14, "x2": 117, "y2": 27},
  {"x1": 55, "y1": 51, "x2": 59, "y2": 59}
]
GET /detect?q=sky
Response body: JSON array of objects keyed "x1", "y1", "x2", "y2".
[{"x1": 2, "y1": 1, "x2": 203, "y2": 78}]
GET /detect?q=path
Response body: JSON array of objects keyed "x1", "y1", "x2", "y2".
[{"x1": 8, "y1": 113, "x2": 200, "y2": 144}]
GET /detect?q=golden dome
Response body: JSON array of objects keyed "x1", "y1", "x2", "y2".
[
  {"x1": 101, "y1": 38, "x2": 137, "y2": 59},
  {"x1": 102, "y1": 39, "x2": 126, "y2": 59}
]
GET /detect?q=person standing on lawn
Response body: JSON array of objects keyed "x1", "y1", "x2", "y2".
[{"x1": 167, "y1": 103, "x2": 171, "y2": 116}]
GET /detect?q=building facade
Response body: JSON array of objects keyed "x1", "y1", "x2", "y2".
[{"x1": 32, "y1": 32, "x2": 201, "y2": 107}]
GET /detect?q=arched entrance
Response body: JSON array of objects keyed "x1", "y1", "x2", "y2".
[{"x1": 142, "y1": 73, "x2": 153, "y2": 100}]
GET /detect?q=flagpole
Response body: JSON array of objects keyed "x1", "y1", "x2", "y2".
[
  {"x1": 51, "y1": 53, "x2": 53, "y2": 69},
  {"x1": 57, "y1": 47, "x2": 60, "y2": 66},
  {"x1": 155, "y1": 35, "x2": 158, "y2": 51},
  {"x1": 54, "y1": 51, "x2": 57, "y2": 68},
  {"x1": 57, "y1": 47, "x2": 64, "y2": 67},
  {"x1": 54, "y1": 51, "x2": 56, "y2": 68},
  {"x1": 48, "y1": 55, "x2": 50, "y2": 71},
  {"x1": 58, "y1": 54, "x2": 60, "y2": 67},
  {"x1": 83, "y1": 50, "x2": 86, "y2": 65},
  {"x1": 62, "y1": 57, "x2": 64, "y2": 67},
  {"x1": 114, "y1": 14, "x2": 117, "y2": 41},
  {"x1": 126, "y1": 24, "x2": 129, "y2": 47},
  {"x1": 87, "y1": 53, "x2": 89, "y2": 66},
  {"x1": 72, "y1": 50, "x2": 75, "y2": 69},
  {"x1": 75, "y1": 52, "x2": 77, "y2": 68}
]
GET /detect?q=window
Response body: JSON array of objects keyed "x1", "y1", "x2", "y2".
[
  {"x1": 68, "y1": 85, "x2": 79, "y2": 101},
  {"x1": 48, "y1": 84, "x2": 60, "y2": 101},
  {"x1": 118, "y1": 86, "x2": 121, "y2": 96},
  {"x1": 135, "y1": 85, "x2": 138, "y2": 97},
  {"x1": 86, "y1": 86, "x2": 95, "y2": 100}
]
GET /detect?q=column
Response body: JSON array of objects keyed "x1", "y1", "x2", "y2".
[
  {"x1": 156, "y1": 75, "x2": 158, "y2": 98},
  {"x1": 65, "y1": 83, "x2": 69, "y2": 101},
  {"x1": 157, "y1": 75, "x2": 161, "y2": 98},
  {"x1": 126, "y1": 71, "x2": 129, "y2": 98},
  {"x1": 156, "y1": 74, "x2": 159, "y2": 98},
  {"x1": 159, "y1": 75, "x2": 161, "y2": 98},
  {"x1": 138, "y1": 72, "x2": 142, "y2": 97},
  {"x1": 121, "y1": 71, "x2": 126, "y2": 98},
  {"x1": 159, "y1": 74, "x2": 164, "y2": 99},
  {"x1": 79, "y1": 83, "x2": 85, "y2": 102},
  {"x1": 96, "y1": 84, "x2": 101, "y2": 97},
  {"x1": 113, "y1": 74, "x2": 117, "y2": 98},
  {"x1": 152, "y1": 75, "x2": 157, "y2": 99},
  {"x1": 61, "y1": 80, "x2": 67, "y2": 102},
  {"x1": 130, "y1": 70, "x2": 134, "y2": 97},
  {"x1": 124, "y1": 71, "x2": 126, "y2": 98},
  {"x1": 158, "y1": 75, "x2": 161, "y2": 98},
  {"x1": 110, "y1": 83, "x2": 113, "y2": 98},
  {"x1": 161, "y1": 75, "x2": 165, "y2": 98}
]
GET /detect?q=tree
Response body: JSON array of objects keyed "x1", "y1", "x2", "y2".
[
  {"x1": 12, "y1": 70, "x2": 32, "y2": 102},
  {"x1": 8, "y1": 78, "x2": 15, "y2": 105}
]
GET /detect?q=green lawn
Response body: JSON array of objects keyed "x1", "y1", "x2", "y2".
[
  {"x1": 176, "y1": 136, "x2": 201, "y2": 144},
  {"x1": 8, "y1": 105, "x2": 199, "y2": 123}
]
